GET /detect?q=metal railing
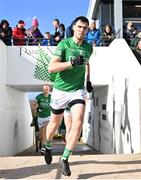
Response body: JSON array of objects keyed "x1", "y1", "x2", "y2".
[
  {"x1": 1, "y1": 30, "x2": 121, "y2": 47},
  {"x1": 0, "y1": 37, "x2": 58, "y2": 46}
]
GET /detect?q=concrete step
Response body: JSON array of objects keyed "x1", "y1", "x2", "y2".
[{"x1": 17, "y1": 139, "x2": 97, "y2": 156}]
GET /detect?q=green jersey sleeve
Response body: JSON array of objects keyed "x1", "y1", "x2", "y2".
[{"x1": 53, "y1": 40, "x2": 66, "y2": 61}]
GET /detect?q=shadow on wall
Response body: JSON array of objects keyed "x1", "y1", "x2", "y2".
[
  {"x1": 13, "y1": 120, "x2": 20, "y2": 151},
  {"x1": 120, "y1": 78, "x2": 134, "y2": 153},
  {"x1": 112, "y1": 78, "x2": 134, "y2": 154}
]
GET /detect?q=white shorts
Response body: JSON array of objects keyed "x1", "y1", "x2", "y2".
[
  {"x1": 38, "y1": 116, "x2": 50, "y2": 128},
  {"x1": 51, "y1": 88, "x2": 86, "y2": 114}
]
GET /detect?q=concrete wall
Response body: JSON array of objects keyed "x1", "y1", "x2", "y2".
[
  {"x1": 6, "y1": 46, "x2": 46, "y2": 91},
  {"x1": 0, "y1": 41, "x2": 33, "y2": 156},
  {"x1": 83, "y1": 39, "x2": 141, "y2": 154},
  {"x1": 6, "y1": 46, "x2": 56, "y2": 91}
]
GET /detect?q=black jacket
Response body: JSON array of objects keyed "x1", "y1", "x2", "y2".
[{"x1": 0, "y1": 20, "x2": 12, "y2": 45}]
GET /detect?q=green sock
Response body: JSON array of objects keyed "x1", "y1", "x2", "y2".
[
  {"x1": 61, "y1": 148, "x2": 72, "y2": 160},
  {"x1": 44, "y1": 140, "x2": 52, "y2": 149}
]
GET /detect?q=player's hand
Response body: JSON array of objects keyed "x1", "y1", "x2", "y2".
[
  {"x1": 87, "y1": 81, "x2": 93, "y2": 93},
  {"x1": 71, "y1": 55, "x2": 84, "y2": 66}
]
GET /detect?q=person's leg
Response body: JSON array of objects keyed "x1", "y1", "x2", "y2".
[
  {"x1": 34, "y1": 118, "x2": 41, "y2": 152},
  {"x1": 42, "y1": 119, "x2": 50, "y2": 144},
  {"x1": 41, "y1": 122, "x2": 49, "y2": 155},
  {"x1": 39, "y1": 127, "x2": 44, "y2": 143},
  {"x1": 40, "y1": 117, "x2": 50, "y2": 146},
  {"x1": 42, "y1": 126, "x2": 47, "y2": 143},
  {"x1": 62, "y1": 104, "x2": 85, "y2": 156},
  {"x1": 44, "y1": 112, "x2": 64, "y2": 164},
  {"x1": 64, "y1": 111, "x2": 72, "y2": 142},
  {"x1": 60, "y1": 103, "x2": 85, "y2": 176},
  {"x1": 37, "y1": 117, "x2": 45, "y2": 144},
  {"x1": 37, "y1": 117, "x2": 47, "y2": 154},
  {"x1": 46, "y1": 113, "x2": 63, "y2": 140}
]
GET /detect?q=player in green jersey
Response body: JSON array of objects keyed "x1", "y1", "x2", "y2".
[
  {"x1": 43, "y1": 16, "x2": 93, "y2": 176},
  {"x1": 32, "y1": 84, "x2": 51, "y2": 154}
]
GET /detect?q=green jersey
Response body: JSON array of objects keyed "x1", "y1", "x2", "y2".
[
  {"x1": 53, "y1": 37, "x2": 93, "y2": 92},
  {"x1": 35, "y1": 93, "x2": 51, "y2": 118}
]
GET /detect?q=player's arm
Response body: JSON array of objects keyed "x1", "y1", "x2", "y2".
[
  {"x1": 48, "y1": 40, "x2": 85, "y2": 73},
  {"x1": 48, "y1": 55, "x2": 72, "y2": 73},
  {"x1": 86, "y1": 63, "x2": 93, "y2": 93},
  {"x1": 86, "y1": 63, "x2": 90, "y2": 82},
  {"x1": 48, "y1": 54, "x2": 85, "y2": 73}
]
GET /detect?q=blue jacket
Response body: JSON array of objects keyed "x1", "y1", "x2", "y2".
[
  {"x1": 41, "y1": 39, "x2": 54, "y2": 46},
  {"x1": 85, "y1": 28, "x2": 100, "y2": 46}
]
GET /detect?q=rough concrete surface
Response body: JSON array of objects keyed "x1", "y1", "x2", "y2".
[{"x1": 0, "y1": 140, "x2": 141, "y2": 179}]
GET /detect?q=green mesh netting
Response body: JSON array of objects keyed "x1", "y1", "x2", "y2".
[{"x1": 34, "y1": 47, "x2": 56, "y2": 82}]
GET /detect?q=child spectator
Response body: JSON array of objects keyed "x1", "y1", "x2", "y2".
[
  {"x1": 100, "y1": 24, "x2": 115, "y2": 46},
  {"x1": 41, "y1": 32, "x2": 54, "y2": 46},
  {"x1": 27, "y1": 17, "x2": 43, "y2": 45},
  {"x1": 12, "y1": 20, "x2": 27, "y2": 46},
  {"x1": 0, "y1": 19, "x2": 12, "y2": 46}
]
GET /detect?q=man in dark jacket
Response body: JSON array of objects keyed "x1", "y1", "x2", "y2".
[
  {"x1": 0, "y1": 19, "x2": 12, "y2": 46},
  {"x1": 52, "y1": 19, "x2": 65, "y2": 45},
  {"x1": 66, "y1": 21, "x2": 75, "y2": 38}
]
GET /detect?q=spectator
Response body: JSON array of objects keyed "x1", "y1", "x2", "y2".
[
  {"x1": 132, "y1": 40, "x2": 141, "y2": 65},
  {"x1": 124, "y1": 22, "x2": 138, "y2": 45},
  {"x1": 41, "y1": 32, "x2": 54, "y2": 46},
  {"x1": 123, "y1": 24, "x2": 128, "y2": 40},
  {"x1": 52, "y1": 18, "x2": 65, "y2": 45},
  {"x1": 100, "y1": 24, "x2": 115, "y2": 46},
  {"x1": 59, "y1": 23, "x2": 65, "y2": 38},
  {"x1": 0, "y1": 19, "x2": 12, "y2": 46},
  {"x1": 66, "y1": 20, "x2": 75, "y2": 38},
  {"x1": 12, "y1": 20, "x2": 27, "y2": 46},
  {"x1": 85, "y1": 19, "x2": 100, "y2": 46},
  {"x1": 130, "y1": 32, "x2": 141, "y2": 48},
  {"x1": 27, "y1": 17, "x2": 43, "y2": 45}
]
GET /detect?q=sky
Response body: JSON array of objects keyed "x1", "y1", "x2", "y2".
[{"x1": 0, "y1": 0, "x2": 90, "y2": 35}]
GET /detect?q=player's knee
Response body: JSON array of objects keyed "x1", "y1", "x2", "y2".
[{"x1": 72, "y1": 122, "x2": 83, "y2": 131}]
